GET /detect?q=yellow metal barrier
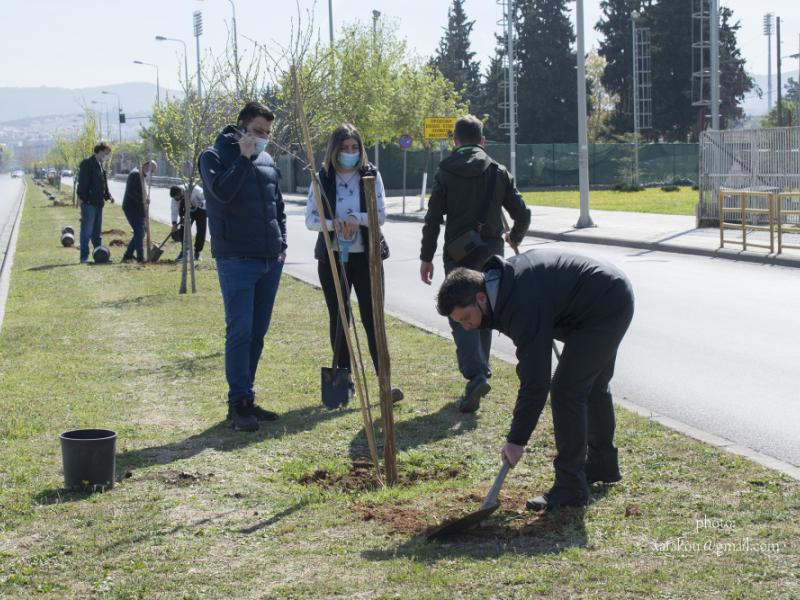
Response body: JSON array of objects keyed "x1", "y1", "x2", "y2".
[
  {"x1": 777, "y1": 192, "x2": 800, "y2": 253},
  {"x1": 719, "y1": 190, "x2": 775, "y2": 253}
]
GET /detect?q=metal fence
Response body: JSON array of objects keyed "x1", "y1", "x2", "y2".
[
  {"x1": 698, "y1": 126, "x2": 800, "y2": 227},
  {"x1": 283, "y1": 142, "x2": 699, "y2": 194}
]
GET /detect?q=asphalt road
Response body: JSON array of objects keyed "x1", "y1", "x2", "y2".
[
  {"x1": 88, "y1": 178, "x2": 800, "y2": 469},
  {"x1": 0, "y1": 175, "x2": 23, "y2": 243}
]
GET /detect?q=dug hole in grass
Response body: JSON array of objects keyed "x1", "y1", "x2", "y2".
[{"x1": 0, "y1": 180, "x2": 797, "y2": 598}]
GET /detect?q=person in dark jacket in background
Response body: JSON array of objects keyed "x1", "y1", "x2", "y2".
[
  {"x1": 77, "y1": 142, "x2": 114, "y2": 263},
  {"x1": 121, "y1": 160, "x2": 157, "y2": 263},
  {"x1": 420, "y1": 115, "x2": 531, "y2": 413},
  {"x1": 198, "y1": 102, "x2": 287, "y2": 432},
  {"x1": 305, "y1": 123, "x2": 403, "y2": 405},
  {"x1": 437, "y1": 249, "x2": 635, "y2": 511}
]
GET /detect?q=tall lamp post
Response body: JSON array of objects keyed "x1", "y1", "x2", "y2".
[
  {"x1": 134, "y1": 60, "x2": 160, "y2": 107},
  {"x1": 155, "y1": 35, "x2": 190, "y2": 93},
  {"x1": 763, "y1": 14, "x2": 774, "y2": 112},
  {"x1": 328, "y1": 0, "x2": 334, "y2": 45},
  {"x1": 102, "y1": 90, "x2": 123, "y2": 142},
  {"x1": 196, "y1": 0, "x2": 239, "y2": 91},
  {"x1": 193, "y1": 11, "x2": 204, "y2": 100},
  {"x1": 631, "y1": 11, "x2": 641, "y2": 187},
  {"x1": 575, "y1": 0, "x2": 594, "y2": 228},
  {"x1": 91, "y1": 100, "x2": 110, "y2": 140}
]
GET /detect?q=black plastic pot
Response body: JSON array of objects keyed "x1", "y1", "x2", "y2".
[
  {"x1": 59, "y1": 428, "x2": 117, "y2": 491},
  {"x1": 62, "y1": 225, "x2": 74, "y2": 236},
  {"x1": 92, "y1": 245, "x2": 110, "y2": 263},
  {"x1": 61, "y1": 232, "x2": 74, "y2": 247}
]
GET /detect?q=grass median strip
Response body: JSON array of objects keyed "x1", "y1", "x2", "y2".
[
  {"x1": 0, "y1": 181, "x2": 797, "y2": 598},
  {"x1": 523, "y1": 187, "x2": 697, "y2": 215}
]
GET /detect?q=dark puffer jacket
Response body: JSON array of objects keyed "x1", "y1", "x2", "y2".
[{"x1": 199, "y1": 125, "x2": 287, "y2": 259}]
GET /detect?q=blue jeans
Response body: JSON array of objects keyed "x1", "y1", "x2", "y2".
[
  {"x1": 216, "y1": 256, "x2": 284, "y2": 406},
  {"x1": 123, "y1": 207, "x2": 146, "y2": 261},
  {"x1": 79, "y1": 203, "x2": 103, "y2": 262}
]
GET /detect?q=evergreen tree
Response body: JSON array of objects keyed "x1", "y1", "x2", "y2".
[
  {"x1": 432, "y1": 0, "x2": 482, "y2": 111},
  {"x1": 514, "y1": 0, "x2": 578, "y2": 143},
  {"x1": 474, "y1": 36, "x2": 509, "y2": 142},
  {"x1": 718, "y1": 6, "x2": 755, "y2": 127}
]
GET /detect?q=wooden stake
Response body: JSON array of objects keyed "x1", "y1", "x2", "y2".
[
  {"x1": 290, "y1": 66, "x2": 383, "y2": 486},
  {"x1": 362, "y1": 176, "x2": 397, "y2": 486},
  {"x1": 140, "y1": 166, "x2": 152, "y2": 263}
]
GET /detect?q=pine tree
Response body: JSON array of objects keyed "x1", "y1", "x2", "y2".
[
  {"x1": 432, "y1": 0, "x2": 482, "y2": 111},
  {"x1": 718, "y1": 6, "x2": 755, "y2": 126},
  {"x1": 514, "y1": 0, "x2": 578, "y2": 143},
  {"x1": 474, "y1": 36, "x2": 509, "y2": 142}
]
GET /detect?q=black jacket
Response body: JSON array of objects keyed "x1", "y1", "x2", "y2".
[
  {"x1": 312, "y1": 163, "x2": 387, "y2": 262},
  {"x1": 77, "y1": 155, "x2": 111, "y2": 207},
  {"x1": 199, "y1": 125, "x2": 287, "y2": 259},
  {"x1": 485, "y1": 250, "x2": 634, "y2": 446},
  {"x1": 122, "y1": 170, "x2": 145, "y2": 217},
  {"x1": 420, "y1": 145, "x2": 530, "y2": 264}
]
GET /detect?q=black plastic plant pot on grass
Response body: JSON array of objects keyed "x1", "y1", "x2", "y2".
[{"x1": 59, "y1": 428, "x2": 117, "y2": 492}]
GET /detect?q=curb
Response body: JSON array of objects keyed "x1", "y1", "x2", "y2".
[
  {"x1": 0, "y1": 179, "x2": 27, "y2": 333},
  {"x1": 284, "y1": 197, "x2": 800, "y2": 269}
]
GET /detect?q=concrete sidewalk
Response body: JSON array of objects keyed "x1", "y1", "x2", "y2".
[{"x1": 286, "y1": 192, "x2": 800, "y2": 268}]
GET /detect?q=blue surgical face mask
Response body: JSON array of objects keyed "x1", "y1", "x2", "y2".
[
  {"x1": 339, "y1": 151, "x2": 360, "y2": 169},
  {"x1": 253, "y1": 136, "x2": 268, "y2": 155}
]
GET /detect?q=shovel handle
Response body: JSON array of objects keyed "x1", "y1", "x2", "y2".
[{"x1": 481, "y1": 460, "x2": 511, "y2": 510}]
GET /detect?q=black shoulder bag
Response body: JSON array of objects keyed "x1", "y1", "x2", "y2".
[{"x1": 446, "y1": 163, "x2": 498, "y2": 269}]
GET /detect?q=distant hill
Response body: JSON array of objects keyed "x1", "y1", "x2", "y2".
[
  {"x1": 741, "y1": 70, "x2": 799, "y2": 118},
  {"x1": 0, "y1": 82, "x2": 181, "y2": 124}
]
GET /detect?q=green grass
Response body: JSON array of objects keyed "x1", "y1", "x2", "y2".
[
  {"x1": 522, "y1": 186, "x2": 698, "y2": 216},
  {"x1": 0, "y1": 180, "x2": 798, "y2": 598}
]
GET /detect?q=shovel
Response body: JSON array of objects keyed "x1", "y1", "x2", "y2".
[
  {"x1": 149, "y1": 231, "x2": 173, "y2": 263},
  {"x1": 321, "y1": 312, "x2": 350, "y2": 409},
  {"x1": 426, "y1": 460, "x2": 511, "y2": 540}
]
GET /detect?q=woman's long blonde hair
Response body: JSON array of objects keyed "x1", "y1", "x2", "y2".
[{"x1": 322, "y1": 123, "x2": 368, "y2": 173}]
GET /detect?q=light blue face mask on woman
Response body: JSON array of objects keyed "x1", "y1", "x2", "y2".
[{"x1": 339, "y1": 152, "x2": 359, "y2": 169}]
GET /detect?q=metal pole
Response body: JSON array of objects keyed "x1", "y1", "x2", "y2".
[
  {"x1": 228, "y1": 0, "x2": 239, "y2": 91},
  {"x1": 118, "y1": 98, "x2": 122, "y2": 142},
  {"x1": 193, "y1": 11, "x2": 203, "y2": 100},
  {"x1": 777, "y1": 17, "x2": 782, "y2": 126},
  {"x1": 632, "y1": 13, "x2": 640, "y2": 187},
  {"x1": 328, "y1": 0, "x2": 334, "y2": 45},
  {"x1": 575, "y1": 0, "x2": 594, "y2": 228},
  {"x1": 507, "y1": 0, "x2": 516, "y2": 180},
  {"x1": 710, "y1": 0, "x2": 720, "y2": 129},
  {"x1": 402, "y1": 149, "x2": 407, "y2": 214},
  {"x1": 372, "y1": 10, "x2": 380, "y2": 169},
  {"x1": 765, "y1": 14, "x2": 773, "y2": 111}
]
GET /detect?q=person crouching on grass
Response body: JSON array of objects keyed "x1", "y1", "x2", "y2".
[{"x1": 436, "y1": 248, "x2": 634, "y2": 511}]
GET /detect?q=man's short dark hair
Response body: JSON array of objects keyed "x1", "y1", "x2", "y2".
[
  {"x1": 454, "y1": 115, "x2": 483, "y2": 145},
  {"x1": 94, "y1": 142, "x2": 111, "y2": 154},
  {"x1": 169, "y1": 185, "x2": 184, "y2": 198},
  {"x1": 237, "y1": 101, "x2": 275, "y2": 127},
  {"x1": 436, "y1": 268, "x2": 486, "y2": 316}
]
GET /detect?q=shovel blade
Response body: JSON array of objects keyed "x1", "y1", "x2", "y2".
[
  {"x1": 426, "y1": 503, "x2": 500, "y2": 540},
  {"x1": 321, "y1": 367, "x2": 349, "y2": 409},
  {"x1": 149, "y1": 245, "x2": 163, "y2": 262}
]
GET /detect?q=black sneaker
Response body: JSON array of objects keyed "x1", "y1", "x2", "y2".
[
  {"x1": 247, "y1": 401, "x2": 279, "y2": 422},
  {"x1": 194, "y1": 251, "x2": 201, "y2": 261},
  {"x1": 229, "y1": 404, "x2": 258, "y2": 431},
  {"x1": 526, "y1": 492, "x2": 588, "y2": 511},
  {"x1": 459, "y1": 377, "x2": 491, "y2": 413}
]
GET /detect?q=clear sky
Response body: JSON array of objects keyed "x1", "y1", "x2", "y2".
[{"x1": 1, "y1": 0, "x2": 798, "y2": 91}]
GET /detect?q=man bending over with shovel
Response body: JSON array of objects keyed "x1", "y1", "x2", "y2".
[{"x1": 436, "y1": 248, "x2": 634, "y2": 510}]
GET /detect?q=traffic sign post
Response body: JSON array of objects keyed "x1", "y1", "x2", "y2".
[{"x1": 399, "y1": 134, "x2": 412, "y2": 213}]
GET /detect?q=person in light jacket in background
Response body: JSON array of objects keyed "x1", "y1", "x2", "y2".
[
  {"x1": 306, "y1": 123, "x2": 403, "y2": 404},
  {"x1": 169, "y1": 184, "x2": 208, "y2": 262}
]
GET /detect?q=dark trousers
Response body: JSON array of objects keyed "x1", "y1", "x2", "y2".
[
  {"x1": 182, "y1": 209, "x2": 207, "y2": 254},
  {"x1": 317, "y1": 253, "x2": 380, "y2": 374},
  {"x1": 216, "y1": 256, "x2": 284, "y2": 406},
  {"x1": 122, "y1": 207, "x2": 146, "y2": 262},
  {"x1": 445, "y1": 261, "x2": 492, "y2": 382},
  {"x1": 548, "y1": 282, "x2": 635, "y2": 503}
]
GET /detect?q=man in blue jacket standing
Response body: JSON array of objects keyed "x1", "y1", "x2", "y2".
[
  {"x1": 199, "y1": 102, "x2": 287, "y2": 432},
  {"x1": 77, "y1": 142, "x2": 114, "y2": 263}
]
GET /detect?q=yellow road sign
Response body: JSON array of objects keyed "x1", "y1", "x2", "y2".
[{"x1": 424, "y1": 117, "x2": 458, "y2": 140}]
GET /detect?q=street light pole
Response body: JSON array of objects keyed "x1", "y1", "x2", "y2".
[
  {"x1": 507, "y1": 0, "x2": 516, "y2": 180},
  {"x1": 764, "y1": 14, "x2": 774, "y2": 111},
  {"x1": 328, "y1": 0, "x2": 334, "y2": 45},
  {"x1": 631, "y1": 11, "x2": 640, "y2": 187},
  {"x1": 372, "y1": 9, "x2": 380, "y2": 169},
  {"x1": 102, "y1": 90, "x2": 122, "y2": 142},
  {"x1": 155, "y1": 36, "x2": 190, "y2": 94},
  {"x1": 134, "y1": 60, "x2": 160, "y2": 107},
  {"x1": 710, "y1": 0, "x2": 720, "y2": 129},
  {"x1": 193, "y1": 11, "x2": 203, "y2": 100},
  {"x1": 575, "y1": 0, "x2": 594, "y2": 228}
]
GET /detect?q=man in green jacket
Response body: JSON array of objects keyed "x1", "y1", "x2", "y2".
[{"x1": 420, "y1": 115, "x2": 531, "y2": 413}]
